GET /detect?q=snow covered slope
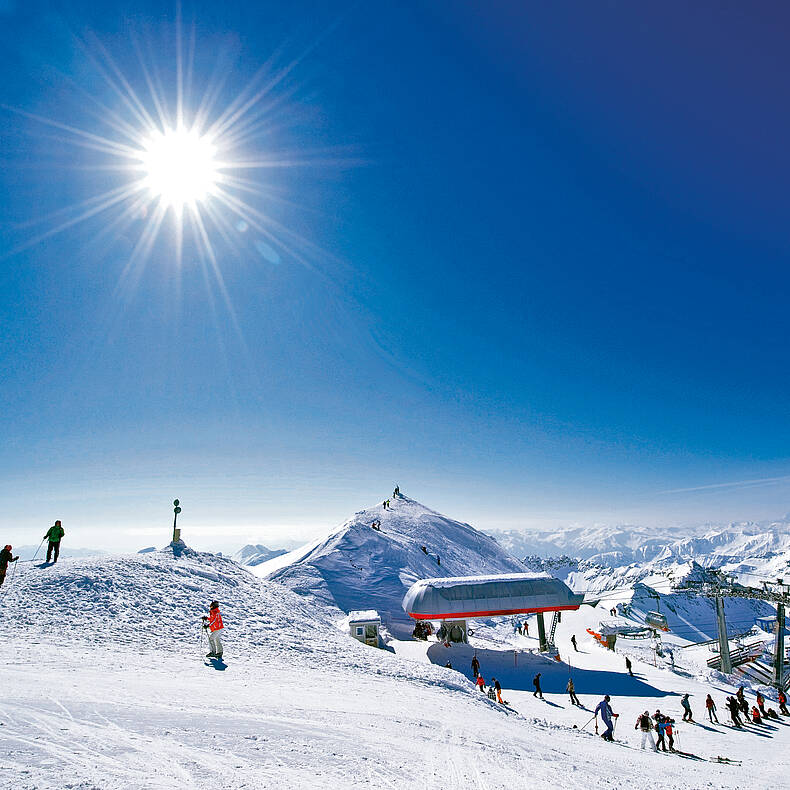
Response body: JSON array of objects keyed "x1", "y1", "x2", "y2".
[
  {"x1": 253, "y1": 496, "x2": 527, "y2": 637},
  {"x1": 4, "y1": 542, "x2": 790, "y2": 788}
]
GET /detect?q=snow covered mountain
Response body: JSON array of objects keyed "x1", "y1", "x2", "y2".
[
  {"x1": 252, "y1": 495, "x2": 527, "y2": 637},
  {"x1": 232, "y1": 543, "x2": 288, "y2": 566}
]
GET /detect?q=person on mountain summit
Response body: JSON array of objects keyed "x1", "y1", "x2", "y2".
[
  {"x1": 44, "y1": 520, "x2": 65, "y2": 563},
  {"x1": 0, "y1": 545, "x2": 19, "y2": 587},
  {"x1": 393, "y1": 485, "x2": 400, "y2": 497},
  {"x1": 202, "y1": 600, "x2": 224, "y2": 659}
]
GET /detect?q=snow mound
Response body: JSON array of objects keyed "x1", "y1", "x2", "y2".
[
  {"x1": 0, "y1": 546, "x2": 470, "y2": 692},
  {"x1": 253, "y1": 496, "x2": 527, "y2": 637}
]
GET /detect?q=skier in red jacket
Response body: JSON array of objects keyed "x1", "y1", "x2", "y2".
[{"x1": 202, "y1": 600, "x2": 224, "y2": 659}]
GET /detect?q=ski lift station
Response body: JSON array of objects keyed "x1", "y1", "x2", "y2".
[
  {"x1": 402, "y1": 573, "x2": 584, "y2": 645},
  {"x1": 349, "y1": 610, "x2": 381, "y2": 648}
]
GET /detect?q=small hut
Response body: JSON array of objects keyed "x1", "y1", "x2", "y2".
[{"x1": 349, "y1": 610, "x2": 381, "y2": 647}]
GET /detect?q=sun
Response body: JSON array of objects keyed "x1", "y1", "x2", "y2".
[{"x1": 140, "y1": 125, "x2": 218, "y2": 210}]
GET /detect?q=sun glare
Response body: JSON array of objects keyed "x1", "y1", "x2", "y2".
[{"x1": 141, "y1": 126, "x2": 218, "y2": 209}]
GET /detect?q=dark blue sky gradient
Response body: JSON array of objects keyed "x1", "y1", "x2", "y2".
[{"x1": 2, "y1": 1, "x2": 790, "y2": 548}]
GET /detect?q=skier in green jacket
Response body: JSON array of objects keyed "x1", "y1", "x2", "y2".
[{"x1": 44, "y1": 520, "x2": 65, "y2": 563}]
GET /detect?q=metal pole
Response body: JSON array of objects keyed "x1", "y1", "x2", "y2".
[
  {"x1": 716, "y1": 595, "x2": 732, "y2": 674},
  {"x1": 537, "y1": 612, "x2": 547, "y2": 652},
  {"x1": 774, "y1": 579, "x2": 785, "y2": 689}
]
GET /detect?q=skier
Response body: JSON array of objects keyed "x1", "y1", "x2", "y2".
[
  {"x1": 736, "y1": 686, "x2": 748, "y2": 716},
  {"x1": 436, "y1": 555, "x2": 440, "y2": 566},
  {"x1": 756, "y1": 691, "x2": 767, "y2": 717},
  {"x1": 625, "y1": 656, "x2": 633, "y2": 676},
  {"x1": 726, "y1": 697, "x2": 742, "y2": 727},
  {"x1": 44, "y1": 520, "x2": 65, "y2": 564},
  {"x1": 566, "y1": 677, "x2": 580, "y2": 706},
  {"x1": 662, "y1": 716, "x2": 675, "y2": 751},
  {"x1": 595, "y1": 695, "x2": 618, "y2": 741},
  {"x1": 705, "y1": 694, "x2": 719, "y2": 723},
  {"x1": 0, "y1": 545, "x2": 19, "y2": 588},
  {"x1": 494, "y1": 678, "x2": 504, "y2": 704},
  {"x1": 476, "y1": 674, "x2": 486, "y2": 693},
  {"x1": 779, "y1": 689, "x2": 789, "y2": 716},
  {"x1": 655, "y1": 717, "x2": 667, "y2": 752},
  {"x1": 393, "y1": 485, "x2": 400, "y2": 497},
  {"x1": 524, "y1": 621, "x2": 529, "y2": 636},
  {"x1": 471, "y1": 654, "x2": 480, "y2": 679},
  {"x1": 201, "y1": 600, "x2": 224, "y2": 659},
  {"x1": 680, "y1": 693, "x2": 694, "y2": 722},
  {"x1": 634, "y1": 710, "x2": 657, "y2": 751},
  {"x1": 751, "y1": 705, "x2": 762, "y2": 724},
  {"x1": 382, "y1": 500, "x2": 388, "y2": 510},
  {"x1": 532, "y1": 672, "x2": 543, "y2": 699}
]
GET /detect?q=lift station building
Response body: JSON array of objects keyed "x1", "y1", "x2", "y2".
[{"x1": 402, "y1": 572, "x2": 585, "y2": 649}]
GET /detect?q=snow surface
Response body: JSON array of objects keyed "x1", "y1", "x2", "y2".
[{"x1": 4, "y1": 500, "x2": 790, "y2": 788}]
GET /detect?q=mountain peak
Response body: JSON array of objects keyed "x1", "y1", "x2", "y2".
[{"x1": 254, "y1": 495, "x2": 526, "y2": 638}]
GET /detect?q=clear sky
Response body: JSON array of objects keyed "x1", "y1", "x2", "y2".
[{"x1": 2, "y1": 1, "x2": 790, "y2": 552}]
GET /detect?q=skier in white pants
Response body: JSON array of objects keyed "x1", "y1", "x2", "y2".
[
  {"x1": 202, "y1": 600, "x2": 224, "y2": 659},
  {"x1": 635, "y1": 711, "x2": 657, "y2": 750}
]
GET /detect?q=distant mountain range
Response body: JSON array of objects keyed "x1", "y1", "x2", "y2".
[{"x1": 232, "y1": 543, "x2": 288, "y2": 566}]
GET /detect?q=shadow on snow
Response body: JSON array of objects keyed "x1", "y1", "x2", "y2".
[{"x1": 426, "y1": 643, "x2": 670, "y2": 698}]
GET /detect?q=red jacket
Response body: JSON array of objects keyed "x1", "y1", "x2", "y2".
[
  {"x1": 207, "y1": 607, "x2": 223, "y2": 632},
  {"x1": 476, "y1": 676, "x2": 485, "y2": 687}
]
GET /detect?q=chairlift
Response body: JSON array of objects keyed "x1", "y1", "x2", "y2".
[{"x1": 645, "y1": 611, "x2": 670, "y2": 631}]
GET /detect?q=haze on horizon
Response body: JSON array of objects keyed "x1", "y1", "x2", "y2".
[{"x1": 3, "y1": 1, "x2": 790, "y2": 553}]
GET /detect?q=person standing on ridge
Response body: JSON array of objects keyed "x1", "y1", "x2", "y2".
[
  {"x1": 393, "y1": 485, "x2": 400, "y2": 497},
  {"x1": 595, "y1": 695, "x2": 618, "y2": 741},
  {"x1": 471, "y1": 654, "x2": 480, "y2": 679},
  {"x1": 0, "y1": 545, "x2": 19, "y2": 587},
  {"x1": 625, "y1": 657, "x2": 633, "y2": 676},
  {"x1": 635, "y1": 710, "x2": 657, "y2": 751},
  {"x1": 681, "y1": 693, "x2": 694, "y2": 722},
  {"x1": 570, "y1": 634, "x2": 577, "y2": 651},
  {"x1": 705, "y1": 694, "x2": 719, "y2": 723},
  {"x1": 566, "y1": 677, "x2": 580, "y2": 706},
  {"x1": 532, "y1": 673, "x2": 543, "y2": 699},
  {"x1": 44, "y1": 520, "x2": 65, "y2": 564},
  {"x1": 202, "y1": 600, "x2": 224, "y2": 659}
]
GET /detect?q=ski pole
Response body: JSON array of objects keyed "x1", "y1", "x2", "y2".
[
  {"x1": 580, "y1": 713, "x2": 597, "y2": 731},
  {"x1": 30, "y1": 539, "x2": 45, "y2": 563}
]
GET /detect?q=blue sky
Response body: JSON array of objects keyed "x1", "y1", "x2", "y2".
[{"x1": 2, "y1": 1, "x2": 790, "y2": 550}]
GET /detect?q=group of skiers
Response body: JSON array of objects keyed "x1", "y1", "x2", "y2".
[
  {"x1": 633, "y1": 709, "x2": 676, "y2": 751},
  {"x1": 0, "y1": 520, "x2": 66, "y2": 589}
]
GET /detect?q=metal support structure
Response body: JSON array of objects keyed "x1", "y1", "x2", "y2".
[
  {"x1": 537, "y1": 612, "x2": 548, "y2": 652},
  {"x1": 775, "y1": 579, "x2": 786, "y2": 689},
  {"x1": 715, "y1": 594, "x2": 732, "y2": 674}
]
